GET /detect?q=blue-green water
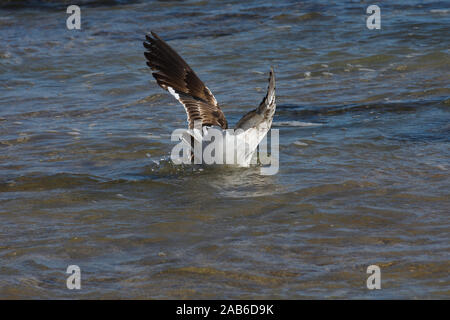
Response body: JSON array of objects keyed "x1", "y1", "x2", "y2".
[{"x1": 0, "y1": 0, "x2": 449, "y2": 298}]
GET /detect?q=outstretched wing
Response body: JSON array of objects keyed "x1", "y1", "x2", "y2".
[
  {"x1": 143, "y1": 31, "x2": 228, "y2": 129},
  {"x1": 234, "y1": 68, "x2": 276, "y2": 166},
  {"x1": 235, "y1": 67, "x2": 276, "y2": 130}
]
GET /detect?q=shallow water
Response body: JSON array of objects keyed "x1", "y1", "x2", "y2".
[{"x1": 0, "y1": 0, "x2": 449, "y2": 299}]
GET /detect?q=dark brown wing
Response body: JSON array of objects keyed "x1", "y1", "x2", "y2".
[{"x1": 143, "y1": 31, "x2": 228, "y2": 129}]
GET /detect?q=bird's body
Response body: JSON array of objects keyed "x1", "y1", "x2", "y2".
[{"x1": 143, "y1": 32, "x2": 276, "y2": 167}]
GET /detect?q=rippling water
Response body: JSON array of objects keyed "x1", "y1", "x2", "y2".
[{"x1": 0, "y1": 0, "x2": 449, "y2": 299}]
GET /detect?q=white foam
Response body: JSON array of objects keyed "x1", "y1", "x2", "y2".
[
  {"x1": 430, "y1": 9, "x2": 449, "y2": 13},
  {"x1": 294, "y1": 140, "x2": 308, "y2": 146},
  {"x1": 274, "y1": 121, "x2": 322, "y2": 127},
  {"x1": 359, "y1": 68, "x2": 375, "y2": 72},
  {"x1": 82, "y1": 72, "x2": 105, "y2": 78},
  {"x1": 138, "y1": 134, "x2": 161, "y2": 139}
]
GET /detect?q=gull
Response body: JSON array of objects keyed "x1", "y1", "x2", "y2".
[{"x1": 143, "y1": 31, "x2": 276, "y2": 166}]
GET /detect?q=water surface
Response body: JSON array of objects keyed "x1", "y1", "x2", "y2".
[{"x1": 0, "y1": 0, "x2": 449, "y2": 299}]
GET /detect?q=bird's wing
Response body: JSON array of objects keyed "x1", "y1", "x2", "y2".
[
  {"x1": 143, "y1": 31, "x2": 228, "y2": 129},
  {"x1": 235, "y1": 67, "x2": 276, "y2": 131},
  {"x1": 233, "y1": 68, "x2": 276, "y2": 166}
]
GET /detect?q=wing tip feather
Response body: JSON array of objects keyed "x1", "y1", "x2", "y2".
[{"x1": 143, "y1": 31, "x2": 227, "y2": 129}]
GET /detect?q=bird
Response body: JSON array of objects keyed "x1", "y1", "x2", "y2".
[{"x1": 143, "y1": 31, "x2": 276, "y2": 167}]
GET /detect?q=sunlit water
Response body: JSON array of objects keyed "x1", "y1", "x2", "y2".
[{"x1": 0, "y1": 0, "x2": 449, "y2": 299}]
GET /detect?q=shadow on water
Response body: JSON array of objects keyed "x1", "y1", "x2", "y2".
[
  {"x1": 0, "y1": 0, "x2": 142, "y2": 10},
  {"x1": 276, "y1": 98, "x2": 448, "y2": 117}
]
